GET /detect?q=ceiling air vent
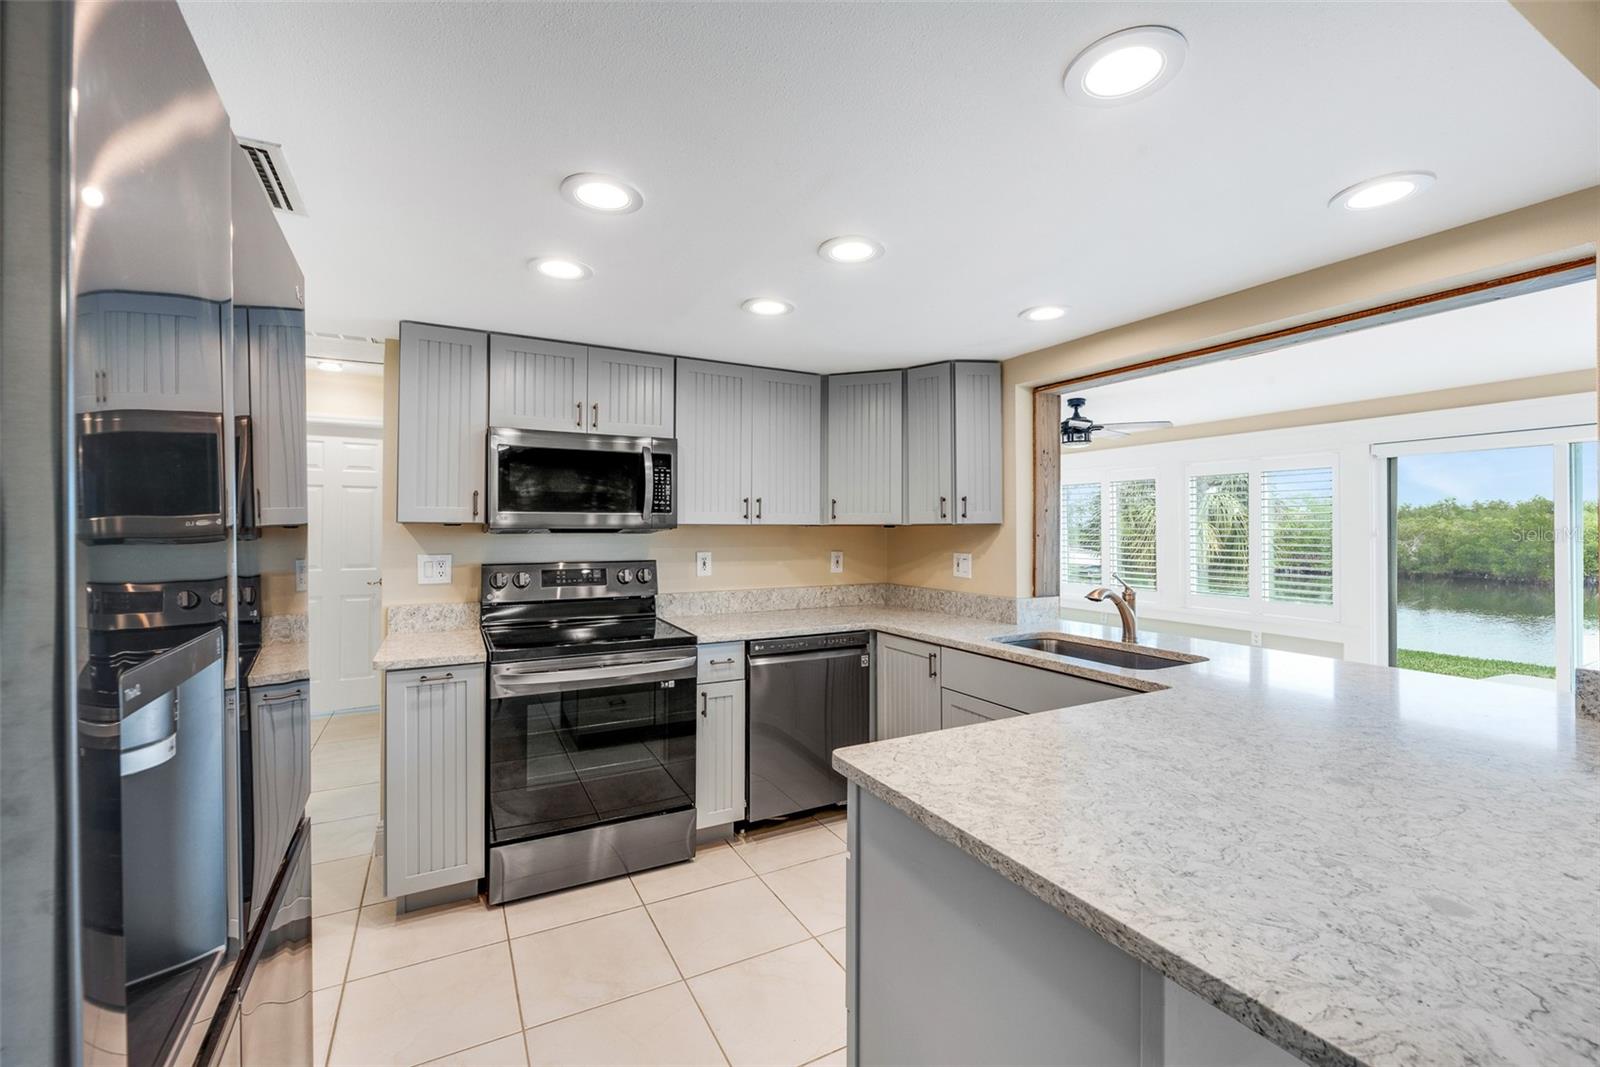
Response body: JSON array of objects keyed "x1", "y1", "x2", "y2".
[{"x1": 238, "y1": 137, "x2": 305, "y2": 215}]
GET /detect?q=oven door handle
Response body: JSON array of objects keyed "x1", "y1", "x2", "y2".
[{"x1": 492, "y1": 655, "x2": 696, "y2": 697}]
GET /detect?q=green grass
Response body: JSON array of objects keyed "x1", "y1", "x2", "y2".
[{"x1": 1395, "y1": 648, "x2": 1556, "y2": 681}]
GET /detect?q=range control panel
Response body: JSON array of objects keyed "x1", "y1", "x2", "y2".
[{"x1": 481, "y1": 560, "x2": 658, "y2": 603}]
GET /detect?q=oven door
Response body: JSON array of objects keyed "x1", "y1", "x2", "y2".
[
  {"x1": 485, "y1": 427, "x2": 675, "y2": 531},
  {"x1": 488, "y1": 650, "x2": 697, "y2": 847},
  {"x1": 77, "y1": 409, "x2": 227, "y2": 542}
]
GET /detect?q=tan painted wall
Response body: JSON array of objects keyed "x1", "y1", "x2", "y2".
[
  {"x1": 308, "y1": 364, "x2": 383, "y2": 423},
  {"x1": 1512, "y1": 0, "x2": 1600, "y2": 88},
  {"x1": 376, "y1": 340, "x2": 890, "y2": 609},
  {"x1": 887, "y1": 186, "x2": 1600, "y2": 597}
]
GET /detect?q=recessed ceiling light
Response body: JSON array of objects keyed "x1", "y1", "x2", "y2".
[
  {"x1": 1063, "y1": 26, "x2": 1187, "y2": 106},
  {"x1": 560, "y1": 173, "x2": 642, "y2": 214},
  {"x1": 742, "y1": 297, "x2": 793, "y2": 317},
  {"x1": 818, "y1": 235, "x2": 884, "y2": 264},
  {"x1": 317, "y1": 360, "x2": 344, "y2": 373},
  {"x1": 529, "y1": 257, "x2": 592, "y2": 281},
  {"x1": 1019, "y1": 305, "x2": 1067, "y2": 322},
  {"x1": 1328, "y1": 171, "x2": 1436, "y2": 212},
  {"x1": 80, "y1": 185, "x2": 105, "y2": 208}
]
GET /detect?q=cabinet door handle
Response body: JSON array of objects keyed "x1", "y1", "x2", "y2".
[
  {"x1": 255, "y1": 487, "x2": 262, "y2": 522},
  {"x1": 472, "y1": 490, "x2": 479, "y2": 519},
  {"x1": 743, "y1": 497, "x2": 750, "y2": 521},
  {"x1": 831, "y1": 499, "x2": 837, "y2": 521},
  {"x1": 939, "y1": 496, "x2": 948, "y2": 519},
  {"x1": 700, "y1": 692, "x2": 708, "y2": 717},
  {"x1": 419, "y1": 672, "x2": 454, "y2": 684},
  {"x1": 755, "y1": 497, "x2": 762, "y2": 521},
  {"x1": 575, "y1": 402, "x2": 583, "y2": 428},
  {"x1": 961, "y1": 496, "x2": 968, "y2": 520},
  {"x1": 927, "y1": 652, "x2": 937, "y2": 678},
  {"x1": 592, "y1": 402, "x2": 599, "y2": 428},
  {"x1": 708, "y1": 657, "x2": 736, "y2": 666},
  {"x1": 365, "y1": 579, "x2": 383, "y2": 586},
  {"x1": 259, "y1": 688, "x2": 304, "y2": 703}
]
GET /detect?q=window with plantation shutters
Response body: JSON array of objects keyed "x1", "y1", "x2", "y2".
[
  {"x1": 1262, "y1": 466, "x2": 1334, "y2": 604},
  {"x1": 1106, "y1": 479, "x2": 1157, "y2": 590},
  {"x1": 1060, "y1": 482, "x2": 1103, "y2": 585},
  {"x1": 1189, "y1": 472, "x2": 1250, "y2": 597}
]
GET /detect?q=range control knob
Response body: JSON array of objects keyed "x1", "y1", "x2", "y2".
[
  {"x1": 636, "y1": 567, "x2": 654, "y2": 585},
  {"x1": 175, "y1": 590, "x2": 200, "y2": 610},
  {"x1": 512, "y1": 571, "x2": 532, "y2": 589},
  {"x1": 489, "y1": 572, "x2": 509, "y2": 590},
  {"x1": 241, "y1": 586, "x2": 256, "y2": 605},
  {"x1": 209, "y1": 588, "x2": 225, "y2": 606},
  {"x1": 616, "y1": 568, "x2": 633, "y2": 584}
]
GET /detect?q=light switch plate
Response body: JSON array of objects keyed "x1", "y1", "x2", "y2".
[
  {"x1": 294, "y1": 559, "x2": 307, "y2": 592},
  {"x1": 696, "y1": 551, "x2": 713, "y2": 577},
  {"x1": 953, "y1": 553, "x2": 973, "y2": 579},
  {"x1": 830, "y1": 551, "x2": 844, "y2": 574},
  {"x1": 417, "y1": 554, "x2": 452, "y2": 585}
]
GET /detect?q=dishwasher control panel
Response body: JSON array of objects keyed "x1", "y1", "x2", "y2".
[{"x1": 748, "y1": 631, "x2": 870, "y2": 657}]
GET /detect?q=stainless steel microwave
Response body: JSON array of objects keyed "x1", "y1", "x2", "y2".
[
  {"x1": 77, "y1": 409, "x2": 227, "y2": 543},
  {"x1": 485, "y1": 427, "x2": 676, "y2": 532}
]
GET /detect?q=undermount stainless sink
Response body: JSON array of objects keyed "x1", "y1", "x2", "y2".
[{"x1": 997, "y1": 635, "x2": 1199, "y2": 670}]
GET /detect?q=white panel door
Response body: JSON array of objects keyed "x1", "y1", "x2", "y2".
[
  {"x1": 247, "y1": 307, "x2": 308, "y2": 525},
  {"x1": 751, "y1": 368, "x2": 823, "y2": 525},
  {"x1": 905, "y1": 363, "x2": 954, "y2": 524},
  {"x1": 875, "y1": 634, "x2": 942, "y2": 740},
  {"x1": 76, "y1": 291, "x2": 224, "y2": 413},
  {"x1": 307, "y1": 433, "x2": 383, "y2": 714},
  {"x1": 677, "y1": 359, "x2": 754, "y2": 524},
  {"x1": 396, "y1": 323, "x2": 488, "y2": 523},
  {"x1": 827, "y1": 371, "x2": 904, "y2": 524},
  {"x1": 953, "y1": 361, "x2": 1003, "y2": 525},
  {"x1": 587, "y1": 347, "x2": 675, "y2": 436},
  {"x1": 488, "y1": 333, "x2": 588, "y2": 432},
  {"x1": 696, "y1": 680, "x2": 746, "y2": 828}
]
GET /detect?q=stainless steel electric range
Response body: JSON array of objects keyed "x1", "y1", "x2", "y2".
[{"x1": 480, "y1": 561, "x2": 698, "y2": 904}]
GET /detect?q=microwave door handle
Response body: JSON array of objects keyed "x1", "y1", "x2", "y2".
[{"x1": 642, "y1": 445, "x2": 653, "y2": 517}]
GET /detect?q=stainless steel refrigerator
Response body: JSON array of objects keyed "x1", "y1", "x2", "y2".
[{"x1": 1, "y1": 3, "x2": 313, "y2": 1064}]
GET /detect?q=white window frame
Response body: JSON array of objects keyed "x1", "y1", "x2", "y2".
[{"x1": 1059, "y1": 465, "x2": 1161, "y2": 600}]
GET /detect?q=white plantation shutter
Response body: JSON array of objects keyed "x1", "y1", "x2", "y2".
[
  {"x1": 1106, "y1": 479, "x2": 1157, "y2": 590},
  {"x1": 1189, "y1": 472, "x2": 1250, "y2": 597},
  {"x1": 1060, "y1": 482, "x2": 1103, "y2": 586},
  {"x1": 1262, "y1": 466, "x2": 1334, "y2": 605}
]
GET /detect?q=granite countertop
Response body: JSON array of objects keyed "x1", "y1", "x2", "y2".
[
  {"x1": 371, "y1": 628, "x2": 485, "y2": 671},
  {"x1": 668, "y1": 606, "x2": 1600, "y2": 1067},
  {"x1": 247, "y1": 639, "x2": 309, "y2": 687}
]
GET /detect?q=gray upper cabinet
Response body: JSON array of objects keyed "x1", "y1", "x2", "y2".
[
  {"x1": 677, "y1": 360, "x2": 754, "y2": 524},
  {"x1": 588, "y1": 347, "x2": 675, "y2": 436},
  {"x1": 383, "y1": 665, "x2": 486, "y2": 898},
  {"x1": 902, "y1": 361, "x2": 1002, "y2": 525},
  {"x1": 751, "y1": 368, "x2": 823, "y2": 525},
  {"x1": 397, "y1": 322, "x2": 489, "y2": 523},
  {"x1": 488, "y1": 334, "x2": 587, "y2": 432},
  {"x1": 904, "y1": 363, "x2": 954, "y2": 524},
  {"x1": 826, "y1": 371, "x2": 904, "y2": 525},
  {"x1": 76, "y1": 291, "x2": 224, "y2": 413},
  {"x1": 246, "y1": 307, "x2": 308, "y2": 526},
  {"x1": 953, "y1": 362, "x2": 1003, "y2": 524}
]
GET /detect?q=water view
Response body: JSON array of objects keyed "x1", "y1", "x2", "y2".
[{"x1": 1395, "y1": 576, "x2": 1599, "y2": 671}]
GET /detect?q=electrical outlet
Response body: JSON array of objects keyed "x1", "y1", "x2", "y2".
[
  {"x1": 417, "y1": 554, "x2": 452, "y2": 585},
  {"x1": 294, "y1": 559, "x2": 307, "y2": 592},
  {"x1": 696, "y1": 551, "x2": 713, "y2": 577},
  {"x1": 1250, "y1": 630, "x2": 1263, "y2": 647},
  {"x1": 953, "y1": 553, "x2": 973, "y2": 579},
  {"x1": 830, "y1": 551, "x2": 844, "y2": 574}
]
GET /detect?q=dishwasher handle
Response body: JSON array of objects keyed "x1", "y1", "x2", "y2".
[{"x1": 748, "y1": 647, "x2": 869, "y2": 669}]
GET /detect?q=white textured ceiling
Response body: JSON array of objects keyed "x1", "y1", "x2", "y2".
[
  {"x1": 181, "y1": 1, "x2": 1600, "y2": 373},
  {"x1": 1071, "y1": 278, "x2": 1597, "y2": 428}
]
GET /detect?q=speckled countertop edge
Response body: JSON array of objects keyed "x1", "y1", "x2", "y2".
[
  {"x1": 247, "y1": 639, "x2": 309, "y2": 688},
  {"x1": 372, "y1": 627, "x2": 486, "y2": 671}
]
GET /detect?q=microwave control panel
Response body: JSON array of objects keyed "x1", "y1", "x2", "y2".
[{"x1": 651, "y1": 457, "x2": 673, "y2": 513}]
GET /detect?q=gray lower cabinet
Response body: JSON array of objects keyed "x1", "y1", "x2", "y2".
[
  {"x1": 382, "y1": 664, "x2": 485, "y2": 897},
  {"x1": 245, "y1": 306, "x2": 308, "y2": 526},
  {"x1": 696, "y1": 680, "x2": 746, "y2": 829},
  {"x1": 397, "y1": 322, "x2": 489, "y2": 523},
  {"x1": 941, "y1": 647, "x2": 1133, "y2": 713},
  {"x1": 940, "y1": 689, "x2": 1022, "y2": 729},
  {"x1": 875, "y1": 634, "x2": 941, "y2": 739},
  {"x1": 903, "y1": 361, "x2": 1002, "y2": 525},
  {"x1": 826, "y1": 371, "x2": 904, "y2": 524}
]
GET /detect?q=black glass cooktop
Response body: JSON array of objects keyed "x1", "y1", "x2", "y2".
[{"x1": 482, "y1": 614, "x2": 695, "y2": 664}]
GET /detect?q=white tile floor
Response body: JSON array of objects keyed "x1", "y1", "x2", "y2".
[{"x1": 308, "y1": 711, "x2": 850, "y2": 1066}]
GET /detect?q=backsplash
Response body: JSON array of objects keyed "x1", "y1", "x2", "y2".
[
  {"x1": 659, "y1": 582, "x2": 1059, "y2": 626},
  {"x1": 386, "y1": 601, "x2": 479, "y2": 635},
  {"x1": 262, "y1": 613, "x2": 307, "y2": 642}
]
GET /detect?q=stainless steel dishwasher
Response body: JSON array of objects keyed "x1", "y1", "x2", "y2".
[{"x1": 746, "y1": 632, "x2": 871, "y2": 823}]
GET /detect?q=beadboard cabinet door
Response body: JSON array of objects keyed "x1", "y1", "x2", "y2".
[
  {"x1": 588, "y1": 347, "x2": 675, "y2": 436},
  {"x1": 904, "y1": 363, "x2": 954, "y2": 524},
  {"x1": 826, "y1": 371, "x2": 904, "y2": 525},
  {"x1": 875, "y1": 634, "x2": 942, "y2": 740},
  {"x1": 696, "y1": 680, "x2": 746, "y2": 828},
  {"x1": 488, "y1": 334, "x2": 587, "y2": 432},
  {"x1": 751, "y1": 368, "x2": 823, "y2": 525},
  {"x1": 246, "y1": 307, "x2": 308, "y2": 526},
  {"x1": 953, "y1": 361, "x2": 1003, "y2": 524},
  {"x1": 383, "y1": 665, "x2": 485, "y2": 897},
  {"x1": 76, "y1": 291, "x2": 224, "y2": 413},
  {"x1": 678, "y1": 360, "x2": 754, "y2": 524},
  {"x1": 397, "y1": 322, "x2": 489, "y2": 523}
]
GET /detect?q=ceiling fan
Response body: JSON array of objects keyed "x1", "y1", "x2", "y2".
[{"x1": 1060, "y1": 397, "x2": 1172, "y2": 449}]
